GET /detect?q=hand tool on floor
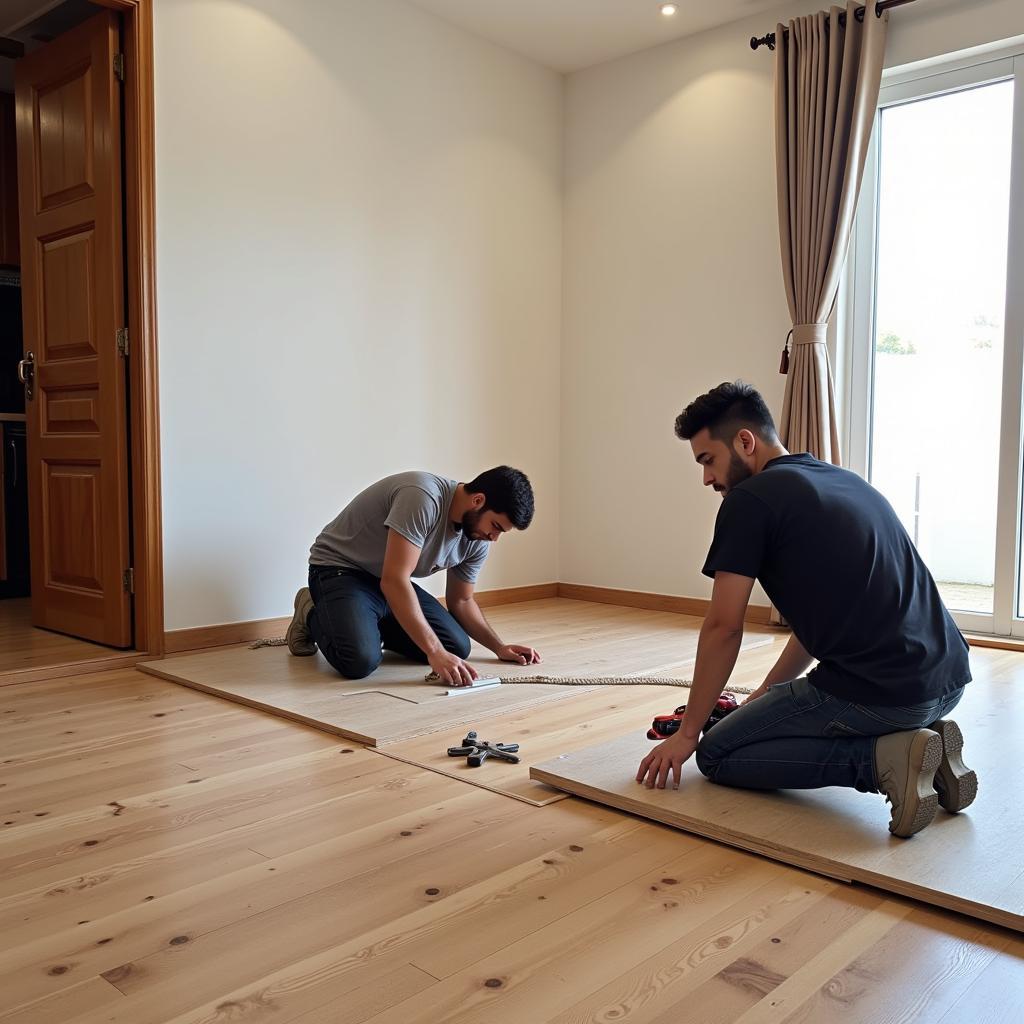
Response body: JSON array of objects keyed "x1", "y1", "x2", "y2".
[
  {"x1": 447, "y1": 729, "x2": 521, "y2": 766},
  {"x1": 647, "y1": 692, "x2": 740, "y2": 740}
]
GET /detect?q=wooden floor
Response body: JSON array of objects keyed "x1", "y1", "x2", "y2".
[
  {"x1": 0, "y1": 599, "x2": 134, "y2": 686},
  {"x1": 137, "y1": 600, "x2": 771, "y2": 746},
  {"x1": 2, "y1": 604, "x2": 1023, "y2": 1022}
]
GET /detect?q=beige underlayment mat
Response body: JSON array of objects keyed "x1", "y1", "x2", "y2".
[
  {"x1": 372, "y1": 681, "x2": 763, "y2": 807},
  {"x1": 531, "y1": 646, "x2": 1024, "y2": 933},
  {"x1": 138, "y1": 598, "x2": 773, "y2": 748}
]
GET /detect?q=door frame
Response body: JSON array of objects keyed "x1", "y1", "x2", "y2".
[{"x1": 91, "y1": 0, "x2": 163, "y2": 655}]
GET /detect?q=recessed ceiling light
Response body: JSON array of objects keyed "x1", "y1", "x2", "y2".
[{"x1": 660, "y1": 3, "x2": 678, "y2": 15}]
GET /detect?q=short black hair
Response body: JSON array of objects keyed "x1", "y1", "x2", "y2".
[
  {"x1": 674, "y1": 381, "x2": 778, "y2": 444},
  {"x1": 464, "y1": 466, "x2": 534, "y2": 530}
]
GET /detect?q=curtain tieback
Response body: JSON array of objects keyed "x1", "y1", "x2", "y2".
[{"x1": 780, "y1": 323, "x2": 828, "y2": 374}]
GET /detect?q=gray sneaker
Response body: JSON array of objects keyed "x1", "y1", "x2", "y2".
[
  {"x1": 874, "y1": 729, "x2": 942, "y2": 838},
  {"x1": 286, "y1": 587, "x2": 316, "y2": 656},
  {"x1": 927, "y1": 719, "x2": 977, "y2": 813}
]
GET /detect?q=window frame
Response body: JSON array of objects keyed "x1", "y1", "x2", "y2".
[{"x1": 843, "y1": 46, "x2": 1024, "y2": 637}]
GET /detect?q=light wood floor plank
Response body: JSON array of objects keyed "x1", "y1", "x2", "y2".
[
  {"x1": 935, "y1": 932, "x2": 1024, "y2": 1024},
  {"x1": 0, "y1": 976, "x2": 123, "y2": 1023},
  {"x1": 0, "y1": 599, "x2": 125, "y2": 680},
  {"x1": 1, "y1": 599, "x2": 1020, "y2": 1024},
  {"x1": 51, "y1": 804, "x2": 617, "y2": 1022},
  {"x1": 638, "y1": 886, "x2": 888, "y2": 1024},
  {"x1": 362, "y1": 848, "x2": 814, "y2": 1024}
]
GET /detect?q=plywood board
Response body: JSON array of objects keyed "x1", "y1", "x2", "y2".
[
  {"x1": 139, "y1": 598, "x2": 772, "y2": 748},
  {"x1": 374, "y1": 643, "x2": 774, "y2": 806},
  {"x1": 531, "y1": 657, "x2": 1024, "y2": 932},
  {"x1": 136, "y1": 598, "x2": 770, "y2": 745},
  {"x1": 137, "y1": 645, "x2": 592, "y2": 746}
]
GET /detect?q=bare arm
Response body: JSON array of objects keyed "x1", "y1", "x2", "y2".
[
  {"x1": 636, "y1": 571, "x2": 754, "y2": 788},
  {"x1": 379, "y1": 531, "x2": 477, "y2": 685},
  {"x1": 676, "y1": 572, "x2": 753, "y2": 740},
  {"x1": 446, "y1": 574, "x2": 541, "y2": 664},
  {"x1": 746, "y1": 632, "x2": 814, "y2": 701}
]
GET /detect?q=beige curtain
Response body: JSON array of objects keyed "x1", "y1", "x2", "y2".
[{"x1": 775, "y1": 2, "x2": 888, "y2": 465}]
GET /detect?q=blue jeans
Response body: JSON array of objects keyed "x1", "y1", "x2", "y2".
[
  {"x1": 307, "y1": 566, "x2": 471, "y2": 679},
  {"x1": 695, "y1": 677, "x2": 965, "y2": 793}
]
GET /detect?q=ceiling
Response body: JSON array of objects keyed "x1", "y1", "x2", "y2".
[
  {"x1": 406, "y1": 0, "x2": 790, "y2": 72},
  {"x1": 3, "y1": 1, "x2": 789, "y2": 76},
  {"x1": 0, "y1": 0, "x2": 64, "y2": 37},
  {"x1": 1, "y1": 0, "x2": 96, "y2": 93}
]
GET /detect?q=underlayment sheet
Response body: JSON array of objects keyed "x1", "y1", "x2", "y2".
[
  {"x1": 137, "y1": 645, "x2": 593, "y2": 745},
  {"x1": 373, "y1": 668, "x2": 770, "y2": 806},
  {"x1": 138, "y1": 633, "x2": 771, "y2": 754},
  {"x1": 531, "y1": 673, "x2": 1023, "y2": 933}
]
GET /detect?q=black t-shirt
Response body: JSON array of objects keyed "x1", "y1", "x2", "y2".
[{"x1": 702, "y1": 453, "x2": 971, "y2": 706}]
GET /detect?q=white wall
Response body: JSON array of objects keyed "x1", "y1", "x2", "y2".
[
  {"x1": 560, "y1": 0, "x2": 1024, "y2": 602},
  {"x1": 154, "y1": 0, "x2": 562, "y2": 630}
]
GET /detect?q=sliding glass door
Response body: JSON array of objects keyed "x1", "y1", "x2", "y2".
[{"x1": 847, "y1": 51, "x2": 1024, "y2": 637}]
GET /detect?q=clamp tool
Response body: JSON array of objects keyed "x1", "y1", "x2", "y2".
[{"x1": 447, "y1": 730, "x2": 520, "y2": 767}]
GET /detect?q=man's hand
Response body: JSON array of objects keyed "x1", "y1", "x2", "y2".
[
  {"x1": 496, "y1": 643, "x2": 541, "y2": 666},
  {"x1": 428, "y1": 650, "x2": 479, "y2": 687},
  {"x1": 635, "y1": 731, "x2": 700, "y2": 790},
  {"x1": 743, "y1": 683, "x2": 771, "y2": 704}
]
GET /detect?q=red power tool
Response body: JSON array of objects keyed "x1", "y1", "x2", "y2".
[{"x1": 647, "y1": 692, "x2": 740, "y2": 740}]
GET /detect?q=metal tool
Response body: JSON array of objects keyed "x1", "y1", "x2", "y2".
[{"x1": 447, "y1": 729, "x2": 521, "y2": 767}]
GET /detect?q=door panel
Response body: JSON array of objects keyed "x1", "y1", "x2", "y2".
[{"x1": 15, "y1": 11, "x2": 131, "y2": 647}]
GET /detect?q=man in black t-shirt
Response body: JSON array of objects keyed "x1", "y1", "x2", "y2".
[{"x1": 636, "y1": 381, "x2": 976, "y2": 838}]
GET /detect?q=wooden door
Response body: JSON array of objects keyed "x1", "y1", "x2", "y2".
[
  {"x1": 15, "y1": 11, "x2": 132, "y2": 647},
  {"x1": 0, "y1": 92, "x2": 19, "y2": 268}
]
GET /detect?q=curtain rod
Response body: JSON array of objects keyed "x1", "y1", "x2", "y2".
[{"x1": 750, "y1": 0, "x2": 916, "y2": 51}]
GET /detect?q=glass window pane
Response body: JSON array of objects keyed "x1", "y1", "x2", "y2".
[{"x1": 870, "y1": 81, "x2": 1014, "y2": 615}]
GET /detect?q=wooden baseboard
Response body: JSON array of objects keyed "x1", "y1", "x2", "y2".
[
  {"x1": 448, "y1": 583, "x2": 558, "y2": 609},
  {"x1": 556, "y1": 583, "x2": 774, "y2": 625},
  {"x1": 161, "y1": 581, "x2": 773, "y2": 654},
  {"x1": 154, "y1": 584, "x2": 1024, "y2": 662},
  {"x1": 964, "y1": 633, "x2": 1024, "y2": 653},
  {"x1": 163, "y1": 584, "x2": 561, "y2": 654},
  {"x1": 164, "y1": 616, "x2": 292, "y2": 654}
]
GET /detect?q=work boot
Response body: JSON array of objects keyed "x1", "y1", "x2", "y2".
[
  {"x1": 286, "y1": 587, "x2": 316, "y2": 656},
  {"x1": 874, "y1": 729, "x2": 942, "y2": 838},
  {"x1": 927, "y1": 718, "x2": 977, "y2": 813}
]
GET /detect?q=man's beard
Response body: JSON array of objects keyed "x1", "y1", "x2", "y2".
[
  {"x1": 717, "y1": 453, "x2": 752, "y2": 496},
  {"x1": 457, "y1": 507, "x2": 486, "y2": 539}
]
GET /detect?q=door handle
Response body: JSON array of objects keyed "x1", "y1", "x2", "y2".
[{"x1": 17, "y1": 351, "x2": 34, "y2": 401}]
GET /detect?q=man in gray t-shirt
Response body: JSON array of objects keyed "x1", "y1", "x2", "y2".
[{"x1": 287, "y1": 466, "x2": 542, "y2": 686}]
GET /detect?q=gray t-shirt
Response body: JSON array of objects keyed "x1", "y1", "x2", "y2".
[{"x1": 309, "y1": 471, "x2": 489, "y2": 583}]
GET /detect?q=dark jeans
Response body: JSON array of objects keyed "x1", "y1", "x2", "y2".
[
  {"x1": 307, "y1": 566, "x2": 471, "y2": 679},
  {"x1": 695, "y1": 676, "x2": 965, "y2": 793}
]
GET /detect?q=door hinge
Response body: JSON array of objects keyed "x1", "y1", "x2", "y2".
[
  {"x1": 114, "y1": 53, "x2": 125, "y2": 81},
  {"x1": 123, "y1": 568, "x2": 135, "y2": 594},
  {"x1": 116, "y1": 327, "x2": 129, "y2": 357}
]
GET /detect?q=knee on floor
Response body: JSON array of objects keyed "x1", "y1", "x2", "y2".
[
  {"x1": 446, "y1": 634, "x2": 472, "y2": 660},
  {"x1": 338, "y1": 651, "x2": 382, "y2": 680}
]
